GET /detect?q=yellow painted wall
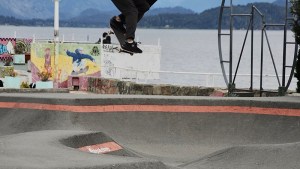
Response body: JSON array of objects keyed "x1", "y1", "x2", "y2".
[{"x1": 31, "y1": 43, "x2": 101, "y2": 86}]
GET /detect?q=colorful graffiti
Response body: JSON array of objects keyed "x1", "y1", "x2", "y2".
[
  {"x1": 31, "y1": 43, "x2": 101, "y2": 88},
  {"x1": 0, "y1": 38, "x2": 16, "y2": 61},
  {"x1": 31, "y1": 43, "x2": 55, "y2": 83},
  {"x1": 101, "y1": 44, "x2": 160, "y2": 80},
  {"x1": 16, "y1": 39, "x2": 33, "y2": 54}
]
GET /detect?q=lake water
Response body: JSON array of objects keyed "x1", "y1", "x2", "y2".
[{"x1": 0, "y1": 26, "x2": 297, "y2": 90}]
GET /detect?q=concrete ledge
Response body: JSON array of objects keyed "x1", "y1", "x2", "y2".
[
  {"x1": 87, "y1": 77, "x2": 216, "y2": 96},
  {"x1": 36, "y1": 81, "x2": 54, "y2": 89},
  {"x1": 4, "y1": 76, "x2": 21, "y2": 89},
  {"x1": 0, "y1": 93, "x2": 299, "y2": 109},
  {"x1": 0, "y1": 88, "x2": 69, "y2": 93}
]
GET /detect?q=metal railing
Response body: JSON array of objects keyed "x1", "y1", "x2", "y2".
[
  {"x1": 218, "y1": 0, "x2": 298, "y2": 96},
  {"x1": 102, "y1": 66, "x2": 292, "y2": 89}
]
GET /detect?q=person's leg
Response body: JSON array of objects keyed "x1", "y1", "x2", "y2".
[
  {"x1": 118, "y1": 14, "x2": 126, "y2": 24},
  {"x1": 133, "y1": 0, "x2": 150, "y2": 23},
  {"x1": 112, "y1": 0, "x2": 153, "y2": 53},
  {"x1": 118, "y1": 0, "x2": 155, "y2": 24},
  {"x1": 146, "y1": 0, "x2": 157, "y2": 7},
  {"x1": 111, "y1": 0, "x2": 139, "y2": 41}
]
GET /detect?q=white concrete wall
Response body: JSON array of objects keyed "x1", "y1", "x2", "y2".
[{"x1": 101, "y1": 44, "x2": 161, "y2": 81}]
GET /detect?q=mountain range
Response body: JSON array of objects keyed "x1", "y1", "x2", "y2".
[
  {"x1": 273, "y1": 0, "x2": 286, "y2": 6},
  {"x1": 138, "y1": 2, "x2": 287, "y2": 29},
  {"x1": 0, "y1": 1, "x2": 288, "y2": 29},
  {"x1": 0, "y1": 0, "x2": 284, "y2": 20}
]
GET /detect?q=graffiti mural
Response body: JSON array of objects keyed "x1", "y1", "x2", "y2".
[
  {"x1": 0, "y1": 38, "x2": 16, "y2": 61},
  {"x1": 101, "y1": 44, "x2": 160, "y2": 80},
  {"x1": 16, "y1": 38, "x2": 33, "y2": 54},
  {"x1": 31, "y1": 43, "x2": 101, "y2": 88},
  {"x1": 30, "y1": 43, "x2": 55, "y2": 84}
]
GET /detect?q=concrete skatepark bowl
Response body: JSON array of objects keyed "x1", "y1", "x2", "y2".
[{"x1": 0, "y1": 93, "x2": 300, "y2": 169}]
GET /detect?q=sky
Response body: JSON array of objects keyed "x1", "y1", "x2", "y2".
[{"x1": 152, "y1": 0, "x2": 276, "y2": 12}]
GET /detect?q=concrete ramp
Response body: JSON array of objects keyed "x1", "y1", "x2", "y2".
[
  {"x1": 182, "y1": 142, "x2": 300, "y2": 169},
  {"x1": 60, "y1": 132, "x2": 138, "y2": 157},
  {"x1": 0, "y1": 130, "x2": 169, "y2": 169},
  {"x1": 0, "y1": 93, "x2": 300, "y2": 169}
]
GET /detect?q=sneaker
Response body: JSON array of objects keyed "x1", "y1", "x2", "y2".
[
  {"x1": 121, "y1": 41, "x2": 143, "y2": 53},
  {"x1": 110, "y1": 16, "x2": 126, "y2": 34}
]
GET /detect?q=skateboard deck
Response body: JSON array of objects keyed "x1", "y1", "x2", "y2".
[
  {"x1": 110, "y1": 26, "x2": 138, "y2": 55},
  {"x1": 112, "y1": 47, "x2": 134, "y2": 56}
]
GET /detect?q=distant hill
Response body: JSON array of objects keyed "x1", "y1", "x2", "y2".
[
  {"x1": 139, "y1": 3, "x2": 286, "y2": 29},
  {"x1": 0, "y1": 0, "x2": 195, "y2": 19},
  {"x1": 63, "y1": 6, "x2": 194, "y2": 27},
  {"x1": 0, "y1": 2, "x2": 289, "y2": 29},
  {"x1": 0, "y1": 0, "x2": 278, "y2": 20},
  {"x1": 0, "y1": 0, "x2": 53, "y2": 19},
  {"x1": 65, "y1": 9, "x2": 115, "y2": 28},
  {"x1": 0, "y1": 0, "x2": 114, "y2": 19},
  {"x1": 273, "y1": 0, "x2": 285, "y2": 6},
  {"x1": 147, "y1": 7, "x2": 195, "y2": 16}
]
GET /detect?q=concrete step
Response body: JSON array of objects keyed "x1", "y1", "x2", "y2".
[{"x1": 232, "y1": 92, "x2": 255, "y2": 97}]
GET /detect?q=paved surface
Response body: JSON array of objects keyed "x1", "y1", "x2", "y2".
[{"x1": 0, "y1": 93, "x2": 300, "y2": 168}]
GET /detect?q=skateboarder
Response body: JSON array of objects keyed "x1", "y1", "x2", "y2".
[{"x1": 110, "y1": 0, "x2": 157, "y2": 54}]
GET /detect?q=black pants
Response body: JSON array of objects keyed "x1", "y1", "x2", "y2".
[{"x1": 112, "y1": 0, "x2": 156, "y2": 40}]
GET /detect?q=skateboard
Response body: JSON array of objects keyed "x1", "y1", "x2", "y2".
[
  {"x1": 112, "y1": 47, "x2": 134, "y2": 56},
  {"x1": 110, "y1": 26, "x2": 135, "y2": 55}
]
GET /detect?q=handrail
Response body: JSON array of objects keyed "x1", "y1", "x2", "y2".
[
  {"x1": 218, "y1": 0, "x2": 229, "y2": 85},
  {"x1": 103, "y1": 66, "x2": 290, "y2": 78},
  {"x1": 263, "y1": 29, "x2": 281, "y2": 86},
  {"x1": 218, "y1": 1, "x2": 296, "y2": 96},
  {"x1": 253, "y1": 6, "x2": 264, "y2": 18}
]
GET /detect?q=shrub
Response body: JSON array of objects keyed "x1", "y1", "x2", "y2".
[{"x1": 291, "y1": 0, "x2": 300, "y2": 92}]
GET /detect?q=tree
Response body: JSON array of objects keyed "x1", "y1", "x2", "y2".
[{"x1": 291, "y1": 0, "x2": 300, "y2": 92}]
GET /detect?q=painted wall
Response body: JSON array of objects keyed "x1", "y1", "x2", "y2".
[
  {"x1": 16, "y1": 38, "x2": 33, "y2": 54},
  {"x1": 101, "y1": 44, "x2": 160, "y2": 81},
  {"x1": 31, "y1": 43, "x2": 101, "y2": 88},
  {"x1": 31, "y1": 43, "x2": 55, "y2": 84},
  {"x1": 0, "y1": 38, "x2": 32, "y2": 57},
  {"x1": 0, "y1": 38, "x2": 16, "y2": 59},
  {"x1": 31, "y1": 42, "x2": 161, "y2": 89}
]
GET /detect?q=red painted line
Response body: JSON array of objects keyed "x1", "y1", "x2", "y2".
[
  {"x1": 79, "y1": 142, "x2": 123, "y2": 154},
  {"x1": 0, "y1": 102, "x2": 300, "y2": 117}
]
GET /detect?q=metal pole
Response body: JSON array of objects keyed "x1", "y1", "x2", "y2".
[
  {"x1": 282, "y1": 0, "x2": 288, "y2": 91},
  {"x1": 218, "y1": 0, "x2": 229, "y2": 86},
  {"x1": 260, "y1": 26, "x2": 265, "y2": 97},
  {"x1": 264, "y1": 29, "x2": 281, "y2": 86},
  {"x1": 54, "y1": 0, "x2": 59, "y2": 43},
  {"x1": 233, "y1": 18, "x2": 251, "y2": 84},
  {"x1": 229, "y1": 0, "x2": 234, "y2": 92},
  {"x1": 250, "y1": 5, "x2": 254, "y2": 91},
  {"x1": 286, "y1": 45, "x2": 299, "y2": 89},
  {"x1": 54, "y1": 0, "x2": 60, "y2": 88}
]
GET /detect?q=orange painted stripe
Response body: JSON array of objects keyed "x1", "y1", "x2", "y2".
[
  {"x1": 0, "y1": 102, "x2": 299, "y2": 117},
  {"x1": 79, "y1": 142, "x2": 122, "y2": 154}
]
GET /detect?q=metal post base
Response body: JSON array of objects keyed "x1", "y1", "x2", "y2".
[
  {"x1": 278, "y1": 87, "x2": 287, "y2": 96},
  {"x1": 228, "y1": 83, "x2": 236, "y2": 93}
]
